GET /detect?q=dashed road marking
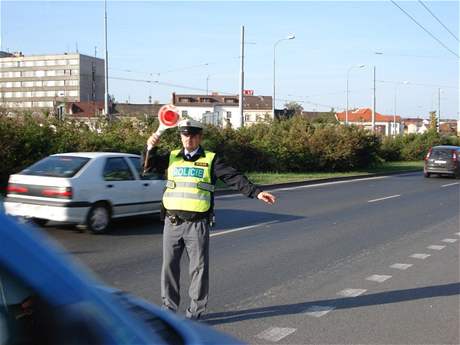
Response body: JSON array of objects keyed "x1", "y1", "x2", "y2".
[
  {"x1": 366, "y1": 274, "x2": 392, "y2": 283},
  {"x1": 305, "y1": 305, "x2": 336, "y2": 317},
  {"x1": 427, "y1": 245, "x2": 446, "y2": 250},
  {"x1": 441, "y1": 182, "x2": 459, "y2": 188},
  {"x1": 368, "y1": 194, "x2": 401, "y2": 203},
  {"x1": 337, "y1": 289, "x2": 367, "y2": 297},
  {"x1": 410, "y1": 253, "x2": 431, "y2": 259},
  {"x1": 390, "y1": 263, "x2": 413, "y2": 270},
  {"x1": 442, "y1": 238, "x2": 458, "y2": 243},
  {"x1": 256, "y1": 327, "x2": 296, "y2": 342},
  {"x1": 210, "y1": 221, "x2": 278, "y2": 238}
]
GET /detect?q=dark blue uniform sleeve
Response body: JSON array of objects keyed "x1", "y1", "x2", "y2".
[
  {"x1": 142, "y1": 146, "x2": 170, "y2": 176},
  {"x1": 212, "y1": 154, "x2": 262, "y2": 198}
]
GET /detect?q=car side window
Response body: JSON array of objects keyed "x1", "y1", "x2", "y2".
[
  {"x1": 128, "y1": 157, "x2": 163, "y2": 180},
  {"x1": 103, "y1": 158, "x2": 134, "y2": 181}
]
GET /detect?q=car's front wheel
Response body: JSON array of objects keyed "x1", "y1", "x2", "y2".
[{"x1": 86, "y1": 202, "x2": 111, "y2": 234}]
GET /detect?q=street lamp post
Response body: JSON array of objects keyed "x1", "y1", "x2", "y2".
[
  {"x1": 206, "y1": 75, "x2": 211, "y2": 95},
  {"x1": 273, "y1": 33, "x2": 295, "y2": 118},
  {"x1": 393, "y1": 81, "x2": 408, "y2": 136},
  {"x1": 346, "y1": 64, "x2": 365, "y2": 125}
]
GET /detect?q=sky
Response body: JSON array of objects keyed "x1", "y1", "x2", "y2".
[{"x1": 1, "y1": 0, "x2": 459, "y2": 119}]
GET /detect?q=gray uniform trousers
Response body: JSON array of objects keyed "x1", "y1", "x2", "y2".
[{"x1": 161, "y1": 216, "x2": 210, "y2": 317}]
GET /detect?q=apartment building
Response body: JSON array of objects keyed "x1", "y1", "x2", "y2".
[
  {"x1": 172, "y1": 92, "x2": 272, "y2": 128},
  {"x1": 0, "y1": 52, "x2": 105, "y2": 109}
]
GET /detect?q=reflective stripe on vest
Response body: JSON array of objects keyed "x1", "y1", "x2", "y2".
[
  {"x1": 162, "y1": 150, "x2": 216, "y2": 212},
  {"x1": 166, "y1": 180, "x2": 215, "y2": 192}
]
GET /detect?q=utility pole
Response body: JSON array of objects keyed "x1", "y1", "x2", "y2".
[
  {"x1": 437, "y1": 88, "x2": 441, "y2": 133},
  {"x1": 371, "y1": 65, "x2": 376, "y2": 132},
  {"x1": 104, "y1": 0, "x2": 110, "y2": 120},
  {"x1": 239, "y1": 25, "x2": 245, "y2": 128}
]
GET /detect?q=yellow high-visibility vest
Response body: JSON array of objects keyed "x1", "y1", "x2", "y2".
[{"x1": 162, "y1": 149, "x2": 216, "y2": 212}]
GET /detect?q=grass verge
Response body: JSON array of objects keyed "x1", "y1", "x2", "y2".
[{"x1": 217, "y1": 161, "x2": 424, "y2": 187}]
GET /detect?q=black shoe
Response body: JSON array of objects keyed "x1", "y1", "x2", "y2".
[
  {"x1": 185, "y1": 309, "x2": 201, "y2": 320},
  {"x1": 161, "y1": 305, "x2": 176, "y2": 313}
]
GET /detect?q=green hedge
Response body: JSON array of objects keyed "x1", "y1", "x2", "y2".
[{"x1": 1, "y1": 114, "x2": 457, "y2": 190}]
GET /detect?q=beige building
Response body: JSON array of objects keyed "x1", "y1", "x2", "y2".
[
  {"x1": 172, "y1": 92, "x2": 272, "y2": 128},
  {"x1": 0, "y1": 52, "x2": 105, "y2": 110}
]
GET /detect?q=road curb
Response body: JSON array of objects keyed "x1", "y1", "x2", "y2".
[{"x1": 215, "y1": 169, "x2": 422, "y2": 195}]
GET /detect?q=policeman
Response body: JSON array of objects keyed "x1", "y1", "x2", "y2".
[{"x1": 144, "y1": 118, "x2": 276, "y2": 320}]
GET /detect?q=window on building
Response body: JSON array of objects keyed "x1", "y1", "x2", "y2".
[
  {"x1": 244, "y1": 114, "x2": 251, "y2": 122},
  {"x1": 226, "y1": 111, "x2": 232, "y2": 119},
  {"x1": 65, "y1": 80, "x2": 79, "y2": 86},
  {"x1": 22, "y1": 71, "x2": 34, "y2": 77},
  {"x1": 46, "y1": 91, "x2": 56, "y2": 97},
  {"x1": 57, "y1": 59, "x2": 67, "y2": 65},
  {"x1": 22, "y1": 81, "x2": 34, "y2": 87},
  {"x1": 46, "y1": 60, "x2": 56, "y2": 66},
  {"x1": 69, "y1": 59, "x2": 79, "y2": 65},
  {"x1": 181, "y1": 110, "x2": 188, "y2": 117},
  {"x1": 35, "y1": 60, "x2": 45, "y2": 67},
  {"x1": 35, "y1": 91, "x2": 45, "y2": 97},
  {"x1": 24, "y1": 61, "x2": 34, "y2": 67},
  {"x1": 68, "y1": 90, "x2": 78, "y2": 97},
  {"x1": 46, "y1": 70, "x2": 56, "y2": 77}
]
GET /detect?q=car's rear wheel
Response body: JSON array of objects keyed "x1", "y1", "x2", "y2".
[
  {"x1": 32, "y1": 218, "x2": 48, "y2": 227},
  {"x1": 86, "y1": 202, "x2": 111, "y2": 234},
  {"x1": 423, "y1": 172, "x2": 431, "y2": 178}
]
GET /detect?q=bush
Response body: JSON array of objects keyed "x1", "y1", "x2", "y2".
[{"x1": 1, "y1": 114, "x2": 458, "y2": 191}]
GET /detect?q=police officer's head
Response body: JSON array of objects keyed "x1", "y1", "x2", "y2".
[{"x1": 178, "y1": 119, "x2": 203, "y2": 151}]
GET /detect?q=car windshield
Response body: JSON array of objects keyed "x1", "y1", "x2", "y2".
[
  {"x1": 20, "y1": 156, "x2": 90, "y2": 178},
  {"x1": 431, "y1": 149, "x2": 453, "y2": 160}
]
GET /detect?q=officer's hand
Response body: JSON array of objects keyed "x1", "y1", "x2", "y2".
[
  {"x1": 257, "y1": 191, "x2": 276, "y2": 205},
  {"x1": 147, "y1": 133, "x2": 160, "y2": 149}
]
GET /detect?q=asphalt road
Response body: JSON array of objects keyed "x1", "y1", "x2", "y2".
[{"x1": 43, "y1": 172, "x2": 459, "y2": 344}]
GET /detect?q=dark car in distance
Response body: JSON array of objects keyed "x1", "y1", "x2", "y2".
[{"x1": 424, "y1": 145, "x2": 460, "y2": 178}]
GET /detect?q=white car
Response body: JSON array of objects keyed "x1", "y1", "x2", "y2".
[{"x1": 4, "y1": 152, "x2": 165, "y2": 233}]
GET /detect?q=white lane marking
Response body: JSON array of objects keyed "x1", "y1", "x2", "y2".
[
  {"x1": 442, "y1": 238, "x2": 458, "y2": 243},
  {"x1": 305, "y1": 305, "x2": 336, "y2": 317},
  {"x1": 427, "y1": 245, "x2": 446, "y2": 250},
  {"x1": 368, "y1": 194, "x2": 401, "y2": 203},
  {"x1": 441, "y1": 182, "x2": 459, "y2": 188},
  {"x1": 256, "y1": 327, "x2": 296, "y2": 342},
  {"x1": 337, "y1": 289, "x2": 367, "y2": 297},
  {"x1": 274, "y1": 176, "x2": 389, "y2": 192},
  {"x1": 366, "y1": 274, "x2": 392, "y2": 283},
  {"x1": 410, "y1": 253, "x2": 431, "y2": 259},
  {"x1": 390, "y1": 263, "x2": 413, "y2": 270},
  {"x1": 210, "y1": 220, "x2": 278, "y2": 238}
]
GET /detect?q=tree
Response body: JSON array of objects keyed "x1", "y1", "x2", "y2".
[
  {"x1": 284, "y1": 101, "x2": 304, "y2": 115},
  {"x1": 429, "y1": 111, "x2": 438, "y2": 131}
]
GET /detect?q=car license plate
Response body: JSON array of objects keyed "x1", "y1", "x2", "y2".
[{"x1": 434, "y1": 160, "x2": 446, "y2": 164}]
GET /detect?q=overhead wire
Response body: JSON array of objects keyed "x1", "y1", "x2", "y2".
[
  {"x1": 417, "y1": 0, "x2": 459, "y2": 42},
  {"x1": 390, "y1": 0, "x2": 459, "y2": 58}
]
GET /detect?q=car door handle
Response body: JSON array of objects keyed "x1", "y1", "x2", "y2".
[
  {"x1": 106, "y1": 184, "x2": 114, "y2": 188},
  {"x1": 143, "y1": 183, "x2": 149, "y2": 187}
]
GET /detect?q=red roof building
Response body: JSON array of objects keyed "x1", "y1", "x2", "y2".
[{"x1": 335, "y1": 108, "x2": 402, "y2": 136}]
